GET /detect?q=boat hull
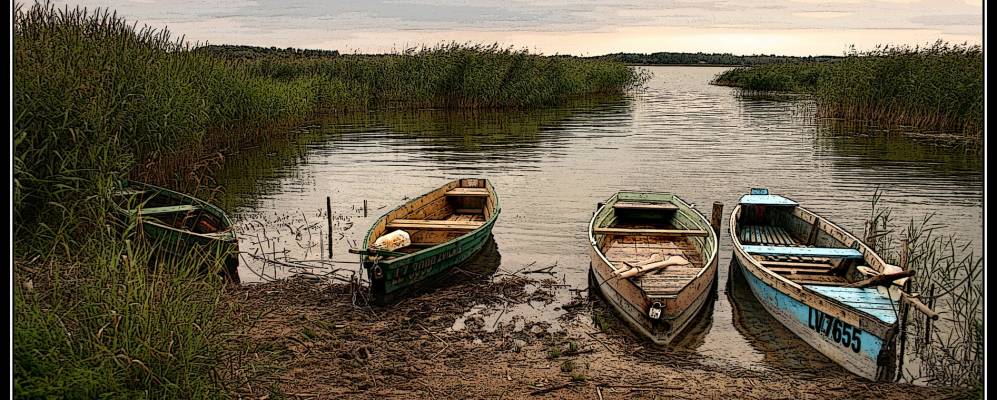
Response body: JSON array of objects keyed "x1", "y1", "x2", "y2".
[
  {"x1": 116, "y1": 181, "x2": 240, "y2": 282},
  {"x1": 588, "y1": 192, "x2": 719, "y2": 345},
  {"x1": 730, "y1": 202, "x2": 897, "y2": 381},
  {"x1": 365, "y1": 218, "x2": 496, "y2": 304},
  {"x1": 591, "y1": 248, "x2": 717, "y2": 345},
  {"x1": 362, "y1": 178, "x2": 500, "y2": 305}
]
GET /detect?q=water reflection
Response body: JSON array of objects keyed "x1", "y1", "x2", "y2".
[{"x1": 726, "y1": 260, "x2": 849, "y2": 376}]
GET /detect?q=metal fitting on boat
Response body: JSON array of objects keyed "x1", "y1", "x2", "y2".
[
  {"x1": 372, "y1": 265, "x2": 383, "y2": 280},
  {"x1": 648, "y1": 302, "x2": 663, "y2": 320}
]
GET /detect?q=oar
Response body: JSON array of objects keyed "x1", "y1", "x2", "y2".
[
  {"x1": 853, "y1": 267, "x2": 939, "y2": 320},
  {"x1": 901, "y1": 293, "x2": 939, "y2": 321},
  {"x1": 846, "y1": 270, "x2": 916, "y2": 288}
]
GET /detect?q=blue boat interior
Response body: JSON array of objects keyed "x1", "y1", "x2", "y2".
[{"x1": 736, "y1": 190, "x2": 869, "y2": 287}]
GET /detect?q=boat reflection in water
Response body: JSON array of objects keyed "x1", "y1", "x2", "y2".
[{"x1": 727, "y1": 260, "x2": 849, "y2": 376}]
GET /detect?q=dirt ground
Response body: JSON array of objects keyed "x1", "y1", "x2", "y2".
[{"x1": 222, "y1": 274, "x2": 967, "y2": 400}]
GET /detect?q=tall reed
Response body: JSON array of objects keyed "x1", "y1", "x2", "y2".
[
  {"x1": 14, "y1": 1, "x2": 642, "y2": 253},
  {"x1": 712, "y1": 42, "x2": 982, "y2": 140},
  {"x1": 862, "y1": 191, "x2": 982, "y2": 390}
]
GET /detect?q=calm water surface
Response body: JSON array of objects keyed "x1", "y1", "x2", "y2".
[{"x1": 216, "y1": 66, "x2": 983, "y2": 378}]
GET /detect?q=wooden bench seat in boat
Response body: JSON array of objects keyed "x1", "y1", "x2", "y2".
[
  {"x1": 444, "y1": 188, "x2": 489, "y2": 197},
  {"x1": 138, "y1": 205, "x2": 199, "y2": 215},
  {"x1": 804, "y1": 285, "x2": 898, "y2": 324},
  {"x1": 612, "y1": 202, "x2": 678, "y2": 211},
  {"x1": 593, "y1": 227, "x2": 709, "y2": 237},
  {"x1": 386, "y1": 219, "x2": 483, "y2": 231},
  {"x1": 759, "y1": 260, "x2": 835, "y2": 270},
  {"x1": 742, "y1": 245, "x2": 863, "y2": 259}
]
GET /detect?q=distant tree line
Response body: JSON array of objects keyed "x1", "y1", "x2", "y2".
[
  {"x1": 590, "y1": 52, "x2": 839, "y2": 66},
  {"x1": 196, "y1": 44, "x2": 341, "y2": 59}
]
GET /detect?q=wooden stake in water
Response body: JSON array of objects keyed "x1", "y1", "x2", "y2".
[
  {"x1": 710, "y1": 202, "x2": 724, "y2": 236},
  {"x1": 364, "y1": 199, "x2": 368, "y2": 217},
  {"x1": 895, "y1": 238, "x2": 911, "y2": 382},
  {"x1": 327, "y1": 196, "x2": 333, "y2": 257}
]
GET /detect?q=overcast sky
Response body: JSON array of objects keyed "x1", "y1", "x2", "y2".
[{"x1": 50, "y1": 0, "x2": 983, "y2": 56}]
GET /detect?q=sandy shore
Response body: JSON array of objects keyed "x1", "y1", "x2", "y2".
[{"x1": 223, "y1": 275, "x2": 964, "y2": 399}]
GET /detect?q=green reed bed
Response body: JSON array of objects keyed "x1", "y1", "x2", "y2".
[
  {"x1": 14, "y1": 2, "x2": 641, "y2": 396},
  {"x1": 14, "y1": 2, "x2": 641, "y2": 249},
  {"x1": 712, "y1": 42, "x2": 982, "y2": 140}
]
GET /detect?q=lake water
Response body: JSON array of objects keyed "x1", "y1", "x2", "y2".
[{"x1": 215, "y1": 66, "x2": 983, "y2": 380}]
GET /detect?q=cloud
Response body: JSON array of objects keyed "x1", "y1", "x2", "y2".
[{"x1": 48, "y1": 0, "x2": 983, "y2": 55}]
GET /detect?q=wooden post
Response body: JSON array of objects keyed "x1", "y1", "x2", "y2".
[
  {"x1": 327, "y1": 196, "x2": 333, "y2": 257},
  {"x1": 363, "y1": 199, "x2": 368, "y2": 217},
  {"x1": 863, "y1": 220, "x2": 876, "y2": 251},
  {"x1": 710, "y1": 202, "x2": 724, "y2": 236},
  {"x1": 894, "y1": 238, "x2": 911, "y2": 382},
  {"x1": 924, "y1": 284, "x2": 935, "y2": 348}
]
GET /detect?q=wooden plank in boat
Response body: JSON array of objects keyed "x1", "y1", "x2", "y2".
[
  {"x1": 768, "y1": 267, "x2": 832, "y2": 275},
  {"x1": 594, "y1": 228, "x2": 709, "y2": 237},
  {"x1": 739, "y1": 194, "x2": 798, "y2": 206},
  {"x1": 445, "y1": 188, "x2": 489, "y2": 197},
  {"x1": 742, "y1": 245, "x2": 863, "y2": 259},
  {"x1": 613, "y1": 202, "x2": 678, "y2": 211},
  {"x1": 805, "y1": 285, "x2": 898, "y2": 323},
  {"x1": 386, "y1": 219, "x2": 482, "y2": 231},
  {"x1": 454, "y1": 208, "x2": 483, "y2": 214},
  {"x1": 759, "y1": 260, "x2": 835, "y2": 270},
  {"x1": 139, "y1": 205, "x2": 199, "y2": 215}
]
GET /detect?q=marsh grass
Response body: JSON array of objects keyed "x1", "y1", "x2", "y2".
[
  {"x1": 862, "y1": 191, "x2": 982, "y2": 389},
  {"x1": 712, "y1": 42, "x2": 982, "y2": 140},
  {"x1": 14, "y1": 223, "x2": 235, "y2": 398}
]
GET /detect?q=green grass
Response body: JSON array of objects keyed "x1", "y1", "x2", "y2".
[
  {"x1": 14, "y1": 234, "x2": 234, "y2": 399},
  {"x1": 712, "y1": 42, "x2": 982, "y2": 140}
]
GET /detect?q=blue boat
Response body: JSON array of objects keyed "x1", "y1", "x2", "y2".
[{"x1": 729, "y1": 188, "x2": 902, "y2": 381}]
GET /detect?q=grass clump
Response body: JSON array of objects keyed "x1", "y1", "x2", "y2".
[
  {"x1": 14, "y1": 235, "x2": 234, "y2": 398},
  {"x1": 712, "y1": 41, "x2": 982, "y2": 140}
]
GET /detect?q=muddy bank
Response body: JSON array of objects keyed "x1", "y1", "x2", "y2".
[{"x1": 222, "y1": 274, "x2": 964, "y2": 399}]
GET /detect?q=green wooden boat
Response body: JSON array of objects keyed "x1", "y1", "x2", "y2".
[
  {"x1": 111, "y1": 180, "x2": 240, "y2": 281},
  {"x1": 360, "y1": 178, "x2": 500, "y2": 304}
]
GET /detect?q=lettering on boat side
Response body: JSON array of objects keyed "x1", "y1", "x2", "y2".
[
  {"x1": 808, "y1": 307, "x2": 861, "y2": 353},
  {"x1": 387, "y1": 245, "x2": 464, "y2": 286}
]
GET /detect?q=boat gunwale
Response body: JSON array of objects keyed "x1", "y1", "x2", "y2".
[
  {"x1": 728, "y1": 199, "x2": 898, "y2": 330},
  {"x1": 588, "y1": 191, "x2": 718, "y2": 299},
  {"x1": 111, "y1": 181, "x2": 238, "y2": 243},
  {"x1": 362, "y1": 178, "x2": 501, "y2": 266}
]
